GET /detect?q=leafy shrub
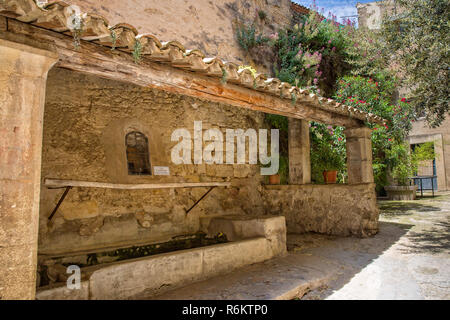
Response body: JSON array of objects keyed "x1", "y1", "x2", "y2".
[
  {"x1": 269, "y1": 10, "x2": 355, "y2": 95},
  {"x1": 236, "y1": 23, "x2": 269, "y2": 51},
  {"x1": 310, "y1": 123, "x2": 346, "y2": 183},
  {"x1": 335, "y1": 75, "x2": 415, "y2": 190},
  {"x1": 258, "y1": 10, "x2": 267, "y2": 20},
  {"x1": 381, "y1": 0, "x2": 450, "y2": 127},
  {"x1": 386, "y1": 143, "x2": 413, "y2": 186}
]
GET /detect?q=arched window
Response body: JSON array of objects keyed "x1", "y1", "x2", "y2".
[{"x1": 125, "y1": 131, "x2": 151, "y2": 175}]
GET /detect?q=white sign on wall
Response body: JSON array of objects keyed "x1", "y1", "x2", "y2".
[{"x1": 153, "y1": 166, "x2": 170, "y2": 176}]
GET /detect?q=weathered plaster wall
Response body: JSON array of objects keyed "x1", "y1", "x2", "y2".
[
  {"x1": 263, "y1": 184, "x2": 379, "y2": 237},
  {"x1": 39, "y1": 67, "x2": 266, "y2": 255},
  {"x1": 64, "y1": 0, "x2": 294, "y2": 73}
]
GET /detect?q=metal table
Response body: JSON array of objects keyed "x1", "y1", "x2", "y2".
[{"x1": 410, "y1": 175, "x2": 437, "y2": 198}]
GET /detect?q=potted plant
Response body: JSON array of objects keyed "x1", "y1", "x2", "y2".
[
  {"x1": 264, "y1": 156, "x2": 288, "y2": 185},
  {"x1": 384, "y1": 143, "x2": 417, "y2": 200},
  {"x1": 323, "y1": 168, "x2": 338, "y2": 184},
  {"x1": 269, "y1": 173, "x2": 281, "y2": 185},
  {"x1": 311, "y1": 128, "x2": 345, "y2": 184}
]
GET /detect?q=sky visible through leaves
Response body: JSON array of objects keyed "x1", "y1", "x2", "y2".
[{"x1": 292, "y1": 0, "x2": 379, "y2": 26}]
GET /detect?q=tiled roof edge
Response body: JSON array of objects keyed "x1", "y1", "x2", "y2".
[{"x1": 0, "y1": 0, "x2": 386, "y2": 125}]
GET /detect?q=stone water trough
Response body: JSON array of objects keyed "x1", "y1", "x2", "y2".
[{"x1": 36, "y1": 215, "x2": 286, "y2": 300}]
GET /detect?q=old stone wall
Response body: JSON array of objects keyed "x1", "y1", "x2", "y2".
[
  {"x1": 64, "y1": 0, "x2": 295, "y2": 74},
  {"x1": 39, "y1": 67, "x2": 267, "y2": 256},
  {"x1": 263, "y1": 184, "x2": 379, "y2": 237}
]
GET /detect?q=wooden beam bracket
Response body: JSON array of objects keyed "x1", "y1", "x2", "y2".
[
  {"x1": 185, "y1": 186, "x2": 216, "y2": 215},
  {"x1": 48, "y1": 186, "x2": 72, "y2": 221}
]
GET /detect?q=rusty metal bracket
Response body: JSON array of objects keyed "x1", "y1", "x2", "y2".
[
  {"x1": 186, "y1": 186, "x2": 216, "y2": 215},
  {"x1": 48, "y1": 186, "x2": 72, "y2": 221}
]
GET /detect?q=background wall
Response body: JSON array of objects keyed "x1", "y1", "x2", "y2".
[{"x1": 64, "y1": 0, "x2": 294, "y2": 74}]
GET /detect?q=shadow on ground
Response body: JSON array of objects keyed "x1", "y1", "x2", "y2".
[
  {"x1": 288, "y1": 221, "x2": 414, "y2": 299},
  {"x1": 400, "y1": 220, "x2": 450, "y2": 254},
  {"x1": 378, "y1": 201, "x2": 442, "y2": 217}
]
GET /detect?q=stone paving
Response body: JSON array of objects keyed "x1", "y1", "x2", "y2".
[
  {"x1": 302, "y1": 192, "x2": 450, "y2": 300},
  {"x1": 144, "y1": 192, "x2": 450, "y2": 300}
]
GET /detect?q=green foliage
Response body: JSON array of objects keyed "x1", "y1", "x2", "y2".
[
  {"x1": 334, "y1": 75, "x2": 415, "y2": 190},
  {"x1": 346, "y1": 28, "x2": 393, "y2": 81},
  {"x1": 373, "y1": 162, "x2": 388, "y2": 194},
  {"x1": 279, "y1": 155, "x2": 289, "y2": 185},
  {"x1": 264, "y1": 114, "x2": 289, "y2": 181},
  {"x1": 385, "y1": 143, "x2": 413, "y2": 186},
  {"x1": 335, "y1": 75, "x2": 414, "y2": 141},
  {"x1": 221, "y1": 68, "x2": 228, "y2": 84},
  {"x1": 110, "y1": 29, "x2": 117, "y2": 51},
  {"x1": 381, "y1": 0, "x2": 450, "y2": 127},
  {"x1": 386, "y1": 142, "x2": 436, "y2": 186},
  {"x1": 236, "y1": 23, "x2": 269, "y2": 51},
  {"x1": 260, "y1": 11, "x2": 358, "y2": 184},
  {"x1": 260, "y1": 154, "x2": 289, "y2": 184},
  {"x1": 132, "y1": 40, "x2": 143, "y2": 64},
  {"x1": 258, "y1": 10, "x2": 267, "y2": 20},
  {"x1": 291, "y1": 92, "x2": 298, "y2": 105},
  {"x1": 264, "y1": 114, "x2": 288, "y2": 133},
  {"x1": 310, "y1": 123, "x2": 346, "y2": 183},
  {"x1": 269, "y1": 10, "x2": 355, "y2": 95},
  {"x1": 413, "y1": 142, "x2": 436, "y2": 164}
]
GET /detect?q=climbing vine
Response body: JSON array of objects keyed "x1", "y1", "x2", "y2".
[{"x1": 110, "y1": 29, "x2": 117, "y2": 51}]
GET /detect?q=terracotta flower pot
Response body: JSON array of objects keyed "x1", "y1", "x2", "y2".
[
  {"x1": 269, "y1": 174, "x2": 280, "y2": 185},
  {"x1": 323, "y1": 170, "x2": 337, "y2": 184}
]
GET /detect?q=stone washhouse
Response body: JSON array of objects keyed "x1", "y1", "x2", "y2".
[{"x1": 0, "y1": 0, "x2": 382, "y2": 300}]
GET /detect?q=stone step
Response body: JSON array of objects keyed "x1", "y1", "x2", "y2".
[{"x1": 142, "y1": 252, "x2": 339, "y2": 300}]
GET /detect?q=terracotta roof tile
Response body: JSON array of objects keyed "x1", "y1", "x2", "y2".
[
  {"x1": 290, "y1": 2, "x2": 310, "y2": 15},
  {"x1": 0, "y1": 0, "x2": 385, "y2": 125}
]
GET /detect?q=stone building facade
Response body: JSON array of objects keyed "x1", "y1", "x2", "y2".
[{"x1": 1, "y1": 0, "x2": 381, "y2": 299}]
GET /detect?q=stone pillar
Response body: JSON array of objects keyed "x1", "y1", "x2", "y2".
[
  {"x1": 345, "y1": 127, "x2": 374, "y2": 184},
  {"x1": 0, "y1": 38, "x2": 58, "y2": 299},
  {"x1": 288, "y1": 118, "x2": 311, "y2": 184},
  {"x1": 431, "y1": 135, "x2": 446, "y2": 191}
]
